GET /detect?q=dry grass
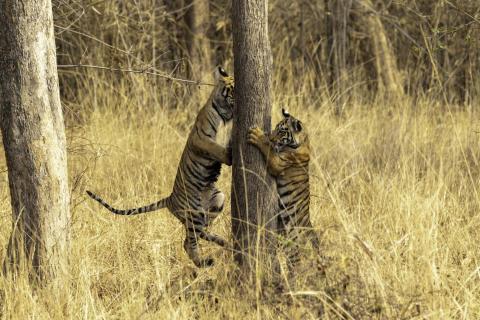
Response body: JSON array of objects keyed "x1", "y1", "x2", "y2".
[
  {"x1": 0, "y1": 0, "x2": 478, "y2": 318},
  {"x1": 1, "y1": 69, "x2": 480, "y2": 319}
]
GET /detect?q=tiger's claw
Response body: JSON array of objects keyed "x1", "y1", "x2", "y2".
[{"x1": 247, "y1": 127, "x2": 264, "y2": 145}]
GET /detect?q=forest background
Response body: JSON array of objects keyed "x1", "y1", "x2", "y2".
[{"x1": 1, "y1": 0, "x2": 479, "y2": 319}]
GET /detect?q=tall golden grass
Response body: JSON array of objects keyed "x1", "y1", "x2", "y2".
[
  {"x1": 1, "y1": 63, "x2": 479, "y2": 318},
  {"x1": 0, "y1": 0, "x2": 479, "y2": 317}
]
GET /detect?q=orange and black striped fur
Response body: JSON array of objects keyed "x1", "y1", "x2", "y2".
[
  {"x1": 247, "y1": 109, "x2": 319, "y2": 266},
  {"x1": 87, "y1": 67, "x2": 234, "y2": 267}
]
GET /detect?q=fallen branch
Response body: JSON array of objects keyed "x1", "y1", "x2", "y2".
[{"x1": 57, "y1": 64, "x2": 215, "y2": 86}]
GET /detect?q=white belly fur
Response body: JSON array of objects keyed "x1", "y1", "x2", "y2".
[{"x1": 215, "y1": 120, "x2": 232, "y2": 148}]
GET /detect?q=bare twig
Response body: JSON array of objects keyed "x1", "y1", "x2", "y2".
[
  {"x1": 54, "y1": 25, "x2": 132, "y2": 56},
  {"x1": 57, "y1": 64, "x2": 214, "y2": 86},
  {"x1": 445, "y1": 0, "x2": 480, "y2": 24}
]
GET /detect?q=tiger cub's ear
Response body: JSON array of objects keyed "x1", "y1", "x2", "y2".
[
  {"x1": 215, "y1": 66, "x2": 229, "y2": 80},
  {"x1": 282, "y1": 108, "x2": 290, "y2": 118},
  {"x1": 292, "y1": 119, "x2": 303, "y2": 132}
]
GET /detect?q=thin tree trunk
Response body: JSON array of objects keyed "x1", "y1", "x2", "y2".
[
  {"x1": 231, "y1": 0, "x2": 278, "y2": 279},
  {"x1": 0, "y1": 0, "x2": 70, "y2": 281},
  {"x1": 326, "y1": 0, "x2": 352, "y2": 115},
  {"x1": 185, "y1": 0, "x2": 212, "y2": 82},
  {"x1": 464, "y1": 7, "x2": 479, "y2": 105},
  {"x1": 355, "y1": 0, "x2": 404, "y2": 101}
]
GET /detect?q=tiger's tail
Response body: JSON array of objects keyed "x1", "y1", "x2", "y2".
[{"x1": 86, "y1": 190, "x2": 169, "y2": 215}]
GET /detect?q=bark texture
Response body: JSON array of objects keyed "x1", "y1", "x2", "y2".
[
  {"x1": 231, "y1": 0, "x2": 277, "y2": 276},
  {"x1": 0, "y1": 0, "x2": 70, "y2": 280}
]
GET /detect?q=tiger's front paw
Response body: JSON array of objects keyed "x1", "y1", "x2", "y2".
[{"x1": 247, "y1": 127, "x2": 264, "y2": 146}]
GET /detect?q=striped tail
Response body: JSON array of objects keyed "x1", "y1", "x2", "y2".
[{"x1": 86, "y1": 190, "x2": 169, "y2": 215}]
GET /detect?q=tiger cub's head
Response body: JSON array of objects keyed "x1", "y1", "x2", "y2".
[
  {"x1": 269, "y1": 108, "x2": 309, "y2": 154},
  {"x1": 211, "y1": 66, "x2": 235, "y2": 121}
]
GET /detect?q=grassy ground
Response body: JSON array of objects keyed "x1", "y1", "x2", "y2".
[{"x1": 1, "y1": 77, "x2": 480, "y2": 318}]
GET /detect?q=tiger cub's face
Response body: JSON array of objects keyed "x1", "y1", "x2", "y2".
[
  {"x1": 212, "y1": 67, "x2": 235, "y2": 121},
  {"x1": 269, "y1": 109, "x2": 308, "y2": 153}
]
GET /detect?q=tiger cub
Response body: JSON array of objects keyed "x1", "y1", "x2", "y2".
[
  {"x1": 87, "y1": 67, "x2": 234, "y2": 267},
  {"x1": 247, "y1": 109, "x2": 320, "y2": 267}
]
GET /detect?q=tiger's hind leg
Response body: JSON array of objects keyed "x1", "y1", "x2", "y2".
[
  {"x1": 207, "y1": 188, "x2": 225, "y2": 213},
  {"x1": 200, "y1": 188, "x2": 229, "y2": 248},
  {"x1": 198, "y1": 229, "x2": 227, "y2": 247},
  {"x1": 183, "y1": 233, "x2": 214, "y2": 267},
  {"x1": 278, "y1": 216, "x2": 317, "y2": 286},
  {"x1": 285, "y1": 223, "x2": 327, "y2": 282},
  {"x1": 304, "y1": 219, "x2": 321, "y2": 251},
  {"x1": 303, "y1": 220, "x2": 329, "y2": 276},
  {"x1": 183, "y1": 221, "x2": 227, "y2": 267}
]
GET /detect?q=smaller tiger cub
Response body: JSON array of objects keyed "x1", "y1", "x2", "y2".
[{"x1": 247, "y1": 109, "x2": 320, "y2": 268}]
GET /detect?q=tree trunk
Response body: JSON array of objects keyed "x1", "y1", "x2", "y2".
[
  {"x1": 326, "y1": 0, "x2": 352, "y2": 115},
  {"x1": 463, "y1": 7, "x2": 479, "y2": 105},
  {"x1": 231, "y1": 0, "x2": 278, "y2": 279},
  {"x1": 185, "y1": 0, "x2": 212, "y2": 83},
  {"x1": 0, "y1": 0, "x2": 70, "y2": 281},
  {"x1": 355, "y1": 0, "x2": 404, "y2": 101}
]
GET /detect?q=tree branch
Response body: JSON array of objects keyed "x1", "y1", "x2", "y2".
[{"x1": 57, "y1": 64, "x2": 215, "y2": 86}]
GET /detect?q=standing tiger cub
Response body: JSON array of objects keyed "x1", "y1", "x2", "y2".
[
  {"x1": 247, "y1": 109, "x2": 320, "y2": 268},
  {"x1": 87, "y1": 67, "x2": 234, "y2": 267}
]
